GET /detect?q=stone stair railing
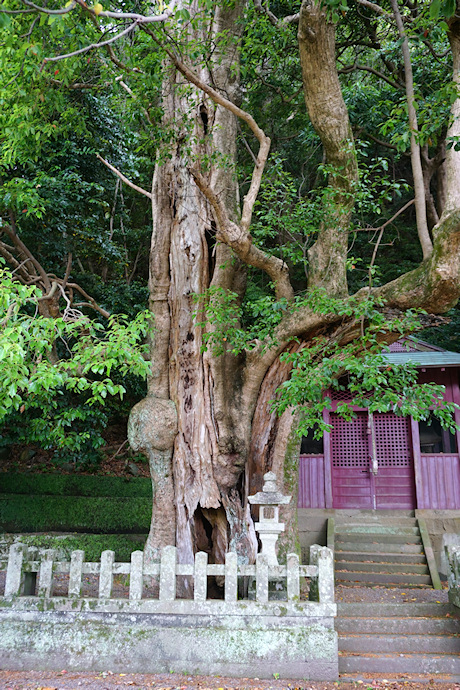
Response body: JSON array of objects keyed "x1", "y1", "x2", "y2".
[{"x1": 446, "y1": 544, "x2": 460, "y2": 611}]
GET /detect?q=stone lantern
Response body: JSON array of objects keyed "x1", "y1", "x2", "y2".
[{"x1": 248, "y1": 471, "x2": 291, "y2": 566}]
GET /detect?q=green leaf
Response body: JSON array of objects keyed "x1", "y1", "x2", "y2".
[
  {"x1": 0, "y1": 12, "x2": 11, "y2": 29},
  {"x1": 430, "y1": 0, "x2": 441, "y2": 18}
]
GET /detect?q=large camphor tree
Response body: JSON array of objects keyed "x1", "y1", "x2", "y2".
[{"x1": 2, "y1": 0, "x2": 460, "y2": 565}]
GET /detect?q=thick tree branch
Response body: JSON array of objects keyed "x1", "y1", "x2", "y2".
[
  {"x1": 191, "y1": 167, "x2": 294, "y2": 301},
  {"x1": 2, "y1": 225, "x2": 51, "y2": 289},
  {"x1": 298, "y1": 0, "x2": 358, "y2": 298}
]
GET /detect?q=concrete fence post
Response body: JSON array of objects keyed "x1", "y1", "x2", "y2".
[
  {"x1": 159, "y1": 545, "x2": 177, "y2": 602},
  {"x1": 38, "y1": 549, "x2": 56, "y2": 598},
  {"x1": 4, "y1": 543, "x2": 26, "y2": 597},
  {"x1": 99, "y1": 550, "x2": 115, "y2": 599},
  {"x1": 194, "y1": 551, "x2": 208, "y2": 602},
  {"x1": 69, "y1": 550, "x2": 84, "y2": 598},
  {"x1": 129, "y1": 550, "x2": 144, "y2": 601},
  {"x1": 287, "y1": 552, "x2": 300, "y2": 600},
  {"x1": 256, "y1": 553, "x2": 269, "y2": 603},
  {"x1": 316, "y1": 546, "x2": 334, "y2": 604},
  {"x1": 224, "y1": 552, "x2": 238, "y2": 602}
]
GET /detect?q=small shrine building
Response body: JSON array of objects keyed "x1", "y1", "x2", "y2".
[{"x1": 298, "y1": 338, "x2": 460, "y2": 511}]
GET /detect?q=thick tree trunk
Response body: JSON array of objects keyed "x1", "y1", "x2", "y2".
[{"x1": 129, "y1": 0, "x2": 257, "y2": 567}]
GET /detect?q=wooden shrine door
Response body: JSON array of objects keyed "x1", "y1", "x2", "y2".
[{"x1": 331, "y1": 411, "x2": 416, "y2": 509}]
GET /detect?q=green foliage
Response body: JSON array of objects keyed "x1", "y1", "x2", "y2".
[
  {"x1": 193, "y1": 285, "x2": 291, "y2": 355},
  {"x1": 429, "y1": 0, "x2": 457, "y2": 19},
  {"x1": 272, "y1": 298, "x2": 459, "y2": 438},
  {"x1": 0, "y1": 263, "x2": 151, "y2": 466}
]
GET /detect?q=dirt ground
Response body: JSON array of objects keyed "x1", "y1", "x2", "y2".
[{"x1": 0, "y1": 670, "x2": 459, "y2": 690}]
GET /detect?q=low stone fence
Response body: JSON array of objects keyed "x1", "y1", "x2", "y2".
[
  {"x1": 446, "y1": 544, "x2": 460, "y2": 610},
  {"x1": 0, "y1": 543, "x2": 337, "y2": 680}
]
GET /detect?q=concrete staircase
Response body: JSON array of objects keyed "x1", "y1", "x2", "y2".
[
  {"x1": 332, "y1": 511, "x2": 460, "y2": 679},
  {"x1": 337, "y1": 601, "x2": 460, "y2": 679},
  {"x1": 332, "y1": 511, "x2": 439, "y2": 588}
]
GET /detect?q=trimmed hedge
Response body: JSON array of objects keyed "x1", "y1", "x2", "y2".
[
  {"x1": 9, "y1": 533, "x2": 145, "y2": 562},
  {"x1": 0, "y1": 473, "x2": 152, "y2": 497},
  {"x1": 0, "y1": 495, "x2": 151, "y2": 533}
]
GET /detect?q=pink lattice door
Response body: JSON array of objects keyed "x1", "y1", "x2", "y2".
[
  {"x1": 373, "y1": 412, "x2": 416, "y2": 509},
  {"x1": 331, "y1": 412, "x2": 416, "y2": 509}
]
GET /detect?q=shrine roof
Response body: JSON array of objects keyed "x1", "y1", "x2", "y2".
[{"x1": 384, "y1": 338, "x2": 460, "y2": 368}]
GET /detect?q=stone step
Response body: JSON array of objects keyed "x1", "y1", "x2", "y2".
[
  {"x1": 339, "y1": 673, "x2": 460, "y2": 683},
  {"x1": 334, "y1": 551, "x2": 425, "y2": 564},
  {"x1": 339, "y1": 634, "x2": 460, "y2": 654},
  {"x1": 336, "y1": 541, "x2": 423, "y2": 554},
  {"x1": 335, "y1": 524, "x2": 420, "y2": 535},
  {"x1": 335, "y1": 533, "x2": 422, "y2": 544},
  {"x1": 335, "y1": 560, "x2": 429, "y2": 575},
  {"x1": 336, "y1": 616, "x2": 460, "y2": 634},
  {"x1": 338, "y1": 602, "x2": 455, "y2": 617},
  {"x1": 332, "y1": 509, "x2": 415, "y2": 518},
  {"x1": 335, "y1": 516, "x2": 417, "y2": 526},
  {"x1": 339, "y1": 652, "x2": 460, "y2": 676},
  {"x1": 335, "y1": 571, "x2": 433, "y2": 586}
]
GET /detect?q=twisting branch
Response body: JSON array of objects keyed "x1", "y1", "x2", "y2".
[
  {"x1": 67, "y1": 283, "x2": 110, "y2": 318},
  {"x1": 339, "y1": 62, "x2": 403, "y2": 90},
  {"x1": 96, "y1": 154, "x2": 153, "y2": 199},
  {"x1": 2, "y1": 225, "x2": 51, "y2": 289},
  {"x1": 1, "y1": 225, "x2": 110, "y2": 318},
  {"x1": 41, "y1": 22, "x2": 139, "y2": 65},
  {"x1": 191, "y1": 167, "x2": 294, "y2": 301}
]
